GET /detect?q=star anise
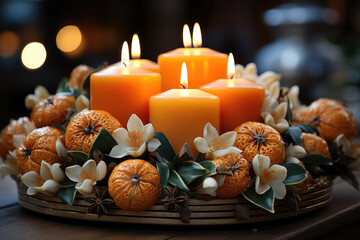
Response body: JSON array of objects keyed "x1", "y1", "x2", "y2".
[
  {"x1": 84, "y1": 186, "x2": 114, "y2": 217},
  {"x1": 160, "y1": 186, "x2": 191, "y2": 223}
]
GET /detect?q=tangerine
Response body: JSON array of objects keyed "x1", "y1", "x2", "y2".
[
  {"x1": 234, "y1": 122, "x2": 285, "y2": 165},
  {"x1": 293, "y1": 98, "x2": 357, "y2": 142},
  {"x1": 0, "y1": 117, "x2": 31, "y2": 159},
  {"x1": 211, "y1": 153, "x2": 250, "y2": 198},
  {"x1": 31, "y1": 94, "x2": 75, "y2": 128},
  {"x1": 15, "y1": 126, "x2": 62, "y2": 174},
  {"x1": 65, "y1": 110, "x2": 121, "y2": 154},
  {"x1": 300, "y1": 133, "x2": 331, "y2": 158},
  {"x1": 68, "y1": 64, "x2": 93, "y2": 90},
  {"x1": 108, "y1": 159, "x2": 161, "y2": 211}
]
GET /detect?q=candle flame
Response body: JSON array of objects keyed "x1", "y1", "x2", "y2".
[
  {"x1": 121, "y1": 41, "x2": 129, "y2": 66},
  {"x1": 180, "y1": 62, "x2": 188, "y2": 89},
  {"x1": 131, "y1": 34, "x2": 140, "y2": 59},
  {"x1": 183, "y1": 24, "x2": 192, "y2": 48},
  {"x1": 193, "y1": 22, "x2": 202, "y2": 48},
  {"x1": 227, "y1": 52, "x2": 235, "y2": 79}
]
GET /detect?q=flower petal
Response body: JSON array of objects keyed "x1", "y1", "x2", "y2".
[
  {"x1": 27, "y1": 187, "x2": 37, "y2": 195},
  {"x1": 194, "y1": 137, "x2": 209, "y2": 153},
  {"x1": 212, "y1": 147, "x2": 242, "y2": 159},
  {"x1": 51, "y1": 163, "x2": 66, "y2": 183},
  {"x1": 81, "y1": 160, "x2": 97, "y2": 182},
  {"x1": 219, "y1": 131, "x2": 237, "y2": 148},
  {"x1": 147, "y1": 138, "x2": 161, "y2": 152},
  {"x1": 112, "y1": 128, "x2": 129, "y2": 146},
  {"x1": 96, "y1": 161, "x2": 107, "y2": 181},
  {"x1": 204, "y1": 122, "x2": 219, "y2": 145},
  {"x1": 56, "y1": 139, "x2": 68, "y2": 158},
  {"x1": 275, "y1": 102, "x2": 288, "y2": 119},
  {"x1": 65, "y1": 165, "x2": 82, "y2": 182},
  {"x1": 127, "y1": 114, "x2": 144, "y2": 132},
  {"x1": 285, "y1": 156, "x2": 301, "y2": 164},
  {"x1": 255, "y1": 176, "x2": 270, "y2": 195},
  {"x1": 253, "y1": 154, "x2": 270, "y2": 176},
  {"x1": 109, "y1": 144, "x2": 128, "y2": 158},
  {"x1": 128, "y1": 143, "x2": 146, "y2": 157},
  {"x1": 334, "y1": 134, "x2": 351, "y2": 155},
  {"x1": 196, "y1": 177, "x2": 218, "y2": 197},
  {"x1": 39, "y1": 180, "x2": 60, "y2": 195},
  {"x1": 21, "y1": 171, "x2": 40, "y2": 187},
  {"x1": 268, "y1": 164, "x2": 287, "y2": 184},
  {"x1": 12, "y1": 135, "x2": 25, "y2": 149},
  {"x1": 75, "y1": 178, "x2": 94, "y2": 195},
  {"x1": 143, "y1": 123, "x2": 155, "y2": 143},
  {"x1": 40, "y1": 161, "x2": 53, "y2": 181},
  {"x1": 270, "y1": 182, "x2": 286, "y2": 199}
]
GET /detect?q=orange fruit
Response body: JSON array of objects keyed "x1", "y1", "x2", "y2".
[
  {"x1": 31, "y1": 94, "x2": 75, "y2": 128},
  {"x1": 234, "y1": 122, "x2": 285, "y2": 165},
  {"x1": 0, "y1": 117, "x2": 31, "y2": 159},
  {"x1": 295, "y1": 169, "x2": 313, "y2": 191},
  {"x1": 108, "y1": 159, "x2": 161, "y2": 211},
  {"x1": 65, "y1": 110, "x2": 121, "y2": 154},
  {"x1": 300, "y1": 133, "x2": 331, "y2": 158},
  {"x1": 15, "y1": 126, "x2": 62, "y2": 174},
  {"x1": 211, "y1": 153, "x2": 250, "y2": 198},
  {"x1": 293, "y1": 98, "x2": 357, "y2": 142},
  {"x1": 68, "y1": 64, "x2": 93, "y2": 90}
]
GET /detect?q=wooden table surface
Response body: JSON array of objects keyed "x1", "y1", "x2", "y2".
[{"x1": 1, "y1": 173, "x2": 359, "y2": 240}]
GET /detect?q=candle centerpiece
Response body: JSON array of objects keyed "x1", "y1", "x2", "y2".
[
  {"x1": 150, "y1": 62, "x2": 220, "y2": 153},
  {"x1": 158, "y1": 23, "x2": 228, "y2": 91},
  {"x1": 90, "y1": 42, "x2": 161, "y2": 125},
  {"x1": 113, "y1": 34, "x2": 159, "y2": 72},
  {"x1": 200, "y1": 53, "x2": 265, "y2": 133}
]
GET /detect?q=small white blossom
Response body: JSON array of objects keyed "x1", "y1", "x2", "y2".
[
  {"x1": 234, "y1": 63, "x2": 257, "y2": 82},
  {"x1": 285, "y1": 144, "x2": 307, "y2": 164},
  {"x1": 260, "y1": 96, "x2": 289, "y2": 133},
  {"x1": 25, "y1": 85, "x2": 50, "y2": 109},
  {"x1": 75, "y1": 95, "x2": 90, "y2": 113},
  {"x1": 0, "y1": 150, "x2": 19, "y2": 178},
  {"x1": 195, "y1": 177, "x2": 218, "y2": 197}
]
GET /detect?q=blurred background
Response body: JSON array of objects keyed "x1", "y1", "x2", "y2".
[{"x1": 0, "y1": 0, "x2": 359, "y2": 131}]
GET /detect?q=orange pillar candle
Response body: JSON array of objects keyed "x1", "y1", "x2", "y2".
[
  {"x1": 150, "y1": 62, "x2": 220, "y2": 153},
  {"x1": 113, "y1": 36, "x2": 159, "y2": 72},
  {"x1": 200, "y1": 53, "x2": 265, "y2": 133},
  {"x1": 158, "y1": 23, "x2": 227, "y2": 91},
  {"x1": 91, "y1": 65, "x2": 161, "y2": 125}
]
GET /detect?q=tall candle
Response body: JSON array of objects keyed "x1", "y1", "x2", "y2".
[
  {"x1": 158, "y1": 23, "x2": 227, "y2": 91},
  {"x1": 200, "y1": 53, "x2": 265, "y2": 133},
  {"x1": 150, "y1": 62, "x2": 220, "y2": 153}
]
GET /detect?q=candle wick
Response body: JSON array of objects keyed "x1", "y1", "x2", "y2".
[
  {"x1": 122, "y1": 62, "x2": 128, "y2": 67},
  {"x1": 180, "y1": 84, "x2": 186, "y2": 89}
]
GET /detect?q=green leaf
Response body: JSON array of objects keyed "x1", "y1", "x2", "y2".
[
  {"x1": 187, "y1": 161, "x2": 217, "y2": 190},
  {"x1": 294, "y1": 124, "x2": 319, "y2": 135},
  {"x1": 287, "y1": 126, "x2": 302, "y2": 145},
  {"x1": 154, "y1": 131, "x2": 176, "y2": 162},
  {"x1": 283, "y1": 163, "x2": 307, "y2": 185},
  {"x1": 57, "y1": 187, "x2": 77, "y2": 206},
  {"x1": 156, "y1": 161, "x2": 170, "y2": 187},
  {"x1": 168, "y1": 170, "x2": 189, "y2": 191},
  {"x1": 59, "y1": 179, "x2": 77, "y2": 188},
  {"x1": 56, "y1": 78, "x2": 71, "y2": 93},
  {"x1": 68, "y1": 151, "x2": 88, "y2": 165},
  {"x1": 50, "y1": 124, "x2": 66, "y2": 133},
  {"x1": 242, "y1": 188, "x2": 275, "y2": 213},
  {"x1": 88, "y1": 126, "x2": 117, "y2": 160},
  {"x1": 301, "y1": 154, "x2": 333, "y2": 166},
  {"x1": 81, "y1": 66, "x2": 106, "y2": 92},
  {"x1": 176, "y1": 161, "x2": 209, "y2": 185},
  {"x1": 194, "y1": 153, "x2": 204, "y2": 163},
  {"x1": 340, "y1": 169, "x2": 359, "y2": 191}
]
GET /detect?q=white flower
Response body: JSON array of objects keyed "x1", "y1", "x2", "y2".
[
  {"x1": 335, "y1": 134, "x2": 360, "y2": 171},
  {"x1": 234, "y1": 63, "x2": 257, "y2": 82},
  {"x1": 25, "y1": 85, "x2": 50, "y2": 109},
  {"x1": 195, "y1": 177, "x2": 218, "y2": 197},
  {"x1": 334, "y1": 134, "x2": 352, "y2": 156},
  {"x1": 194, "y1": 122, "x2": 242, "y2": 160},
  {"x1": 109, "y1": 114, "x2": 161, "y2": 158},
  {"x1": 12, "y1": 118, "x2": 36, "y2": 149},
  {"x1": 65, "y1": 159, "x2": 107, "y2": 195},
  {"x1": 253, "y1": 154, "x2": 287, "y2": 200},
  {"x1": 285, "y1": 144, "x2": 307, "y2": 164},
  {"x1": 21, "y1": 161, "x2": 66, "y2": 196},
  {"x1": 0, "y1": 150, "x2": 19, "y2": 178},
  {"x1": 260, "y1": 96, "x2": 289, "y2": 133},
  {"x1": 75, "y1": 95, "x2": 90, "y2": 113},
  {"x1": 256, "y1": 71, "x2": 281, "y2": 99}
]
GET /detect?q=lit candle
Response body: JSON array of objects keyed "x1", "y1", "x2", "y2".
[
  {"x1": 91, "y1": 43, "x2": 161, "y2": 125},
  {"x1": 158, "y1": 23, "x2": 228, "y2": 91},
  {"x1": 113, "y1": 34, "x2": 159, "y2": 72},
  {"x1": 150, "y1": 62, "x2": 220, "y2": 153},
  {"x1": 200, "y1": 53, "x2": 265, "y2": 133}
]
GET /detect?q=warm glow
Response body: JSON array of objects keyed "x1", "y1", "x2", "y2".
[
  {"x1": 227, "y1": 53, "x2": 235, "y2": 79},
  {"x1": 180, "y1": 62, "x2": 188, "y2": 89},
  {"x1": 21, "y1": 42, "x2": 47, "y2": 69},
  {"x1": 121, "y1": 41, "x2": 130, "y2": 66},
  {"x1": 183, "y1": 24, "x2": 191, "y2": 48},
  {"x1": 56, "y1": 25, "x2": 82, "y2": 52},
  {"x1": 131, "y1": 34, "x2": 140, "y2": 59},
  {"x1": 0, "y1": 31, "x2": 20, "y2": 57},
  {"x1": 193, "y1": 22, "x2": 202, "y2": 48}
]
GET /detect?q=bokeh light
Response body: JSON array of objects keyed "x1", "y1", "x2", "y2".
[
  {"x1": 56, "y1": 25, "x2": 82, "y2": 52},
  {"x1": 0, "y1": 31, "x2": 20, "y2": 57},
  {"x1": 21, "y1": 42, "x2": 47, "y2": 69}
]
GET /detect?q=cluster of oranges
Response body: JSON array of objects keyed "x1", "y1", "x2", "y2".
[{"x1": 0, "y1": 61, "x2": 357, "y2": 212}]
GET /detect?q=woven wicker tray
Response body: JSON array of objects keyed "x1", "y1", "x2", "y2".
[{"x1": 16, "y1": 177, "x2": 333, "y2": 225}]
